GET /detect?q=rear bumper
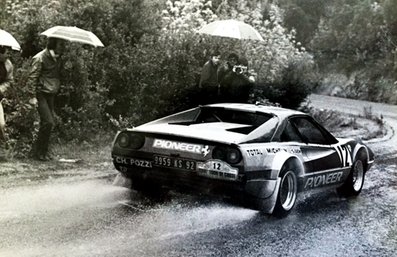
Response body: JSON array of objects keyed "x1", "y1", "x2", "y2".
[
  {"x1": 113, "y1": 161, "x2": 244, "y2": 195},
  {"x1": 112, "y1": 156, "x2": 279, "y2": 213}
]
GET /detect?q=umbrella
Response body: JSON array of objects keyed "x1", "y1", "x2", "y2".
[
  {"x1": 41, "y1": 26, "x2": 104, "y2": 47},
  {"x1": 198, "y1": 19, "x2": 264, "y2": 41},
  {"x1": 0, "y1": 29, "x2": 21, "y2": 51}
]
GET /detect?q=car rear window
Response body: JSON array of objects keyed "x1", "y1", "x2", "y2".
[
  {"x1": 197, "y1": 107, "x2": 272, "y2": 126},
  {"x1": 163, "y1": 107, "x2": 276, "y2": 136}
]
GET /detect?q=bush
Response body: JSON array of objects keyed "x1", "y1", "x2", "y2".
[{"x1": 1, "y1": 0, "x2": 315, "y2": 157}]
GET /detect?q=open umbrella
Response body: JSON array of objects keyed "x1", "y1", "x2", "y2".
[
  {"x1": 41, "y1": 26, "x2": 104, "y2": 47},
  {"x1": 198, "y1": 19, "x2": 264, "y2": 41},
  {"x1": 0, "y1": 29, "x2": 21, "y2": 51}
]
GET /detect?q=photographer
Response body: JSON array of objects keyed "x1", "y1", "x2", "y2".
[{"x1": 218, "y1": 55, "x2": 255, "y2": 103}]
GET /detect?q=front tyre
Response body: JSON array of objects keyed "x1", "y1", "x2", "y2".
[
  {"x1": 338, "y1": 156, "x2": 366, "y2": 197},
  {"x1": 273, "y1": 167, "x2": 298, "y2": 218}
]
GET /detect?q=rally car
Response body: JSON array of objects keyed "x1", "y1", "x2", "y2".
[{"x1": 111, "y1": 103, "x2": 374, "y2": 217}]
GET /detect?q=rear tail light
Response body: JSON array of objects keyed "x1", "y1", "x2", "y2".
[
  {"x1": 212, "y1": 146, "x2": 241, "y2": 164},
  {"x1": 117, "y1": 132, "x2": 145, "y2": 149},
  {"x1": 117, "y1": 132, "x2": 130, "y2": 148},
  {"x1": 226, "y1": 148, "x2": 241, "y2": 164}
]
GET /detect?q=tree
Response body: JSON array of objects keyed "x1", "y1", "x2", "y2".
[{"x1": 279, "y1": 0, "x2": 328, "y2": 47}]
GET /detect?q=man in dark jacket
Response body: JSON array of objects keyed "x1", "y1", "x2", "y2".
[
  {"x1": 27, "y1": 38, "x2": 65, "y2": 161},
  {"x1": 198, "y1": 51, "x2": 221, "y2": 104},
  {"x1": 0, "y1": 46, "x2": 14, "y2": 161},
  {"x1": 218, "y1": 55, "x2": 255, "y2": 103}
]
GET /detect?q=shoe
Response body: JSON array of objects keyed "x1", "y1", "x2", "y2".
[
  {"x1": 0, "y1": 149, "x2": 7, "y2": 162},
  {"x1": 33, "y1": 153, "x2": 52, "y2": 161},
  {"x1": 34, "y1": 154, "x2": 48, "y2": 161},
  {"x1": 0, "y1": 155, "x2": 7, "y2": 162},
  {"x1": 44, "y1": 154, "x2": 54, "y2": 161}
]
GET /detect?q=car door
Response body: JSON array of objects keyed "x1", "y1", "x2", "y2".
[
  {"x1": 289, "y1": 116, "x2": 341, "y2": 173},
  {"x1": 278, "y1": 115, "x2": 351, "y2": 191}
]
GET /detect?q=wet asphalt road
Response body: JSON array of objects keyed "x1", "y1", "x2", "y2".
[{"x1": 1, "y1": 94, "x2": 397, "y2": 257}]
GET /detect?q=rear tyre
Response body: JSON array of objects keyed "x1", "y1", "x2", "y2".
[
  {"x1": 273, "y1": 165, "x2": 298, "y2": 218},
  {"x1": 338, "y1": 153, "x2": 366, "y2": 197}
]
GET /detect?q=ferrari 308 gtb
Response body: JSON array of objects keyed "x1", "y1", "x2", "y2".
[{"x1": 111, "y1": 103, "x2": 374, "y2": 217}]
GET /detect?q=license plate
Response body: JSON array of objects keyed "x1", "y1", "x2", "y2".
[{"x1": 153, "y1": 155, "x2": 196, "y2": 171}]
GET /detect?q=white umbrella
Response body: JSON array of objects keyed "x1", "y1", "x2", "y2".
[
  {"x1": 0, "y1": 29, "x2": 21, "y2": 51},
  {"x1": 41, "y1": 26, "x2": 104, "y2": 47},
  {"x1": 198, "y1": 19, "x2": 264, "y2": 41}
]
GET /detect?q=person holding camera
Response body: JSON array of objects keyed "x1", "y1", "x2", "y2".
[{"x1": 218, "y1": 53, "x2": 254, "y2": 103}]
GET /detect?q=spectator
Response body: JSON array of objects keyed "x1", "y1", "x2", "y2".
[
  {"x1": 27, "y1": 38, "x2": 66, "y2": 161},
  {"x1": 198, "y1": 50, "x2": 221, "y2": 104},
  {"x1": 0, "y1": 46, "x2": 14, "y2": 161},
  {"x1": 217, "y1": 52, "x2": 238, "y2": 88},
  {"x1": 218, "y1": 54, "x2": 254, "y2": 103}
]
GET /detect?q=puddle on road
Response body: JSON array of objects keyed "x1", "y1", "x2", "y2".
[
  {"x1": 0, "y1": 178, "x2": 258, "y2": 257},
  {"x1": 0, "y1": 180, "x2": 130, "y2": 220}
]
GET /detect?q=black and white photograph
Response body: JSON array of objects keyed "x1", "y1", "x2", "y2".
[{"x1": 1, "y1": 0, "x2": 396, "y2": 256}]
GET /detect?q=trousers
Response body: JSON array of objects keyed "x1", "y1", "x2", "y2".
[
  {"x1": 35, "y1": 92, "x2": 55, "y2": 156},
  {"x1": 0, "y1": 100, "x2": 5, "y2": 143}
]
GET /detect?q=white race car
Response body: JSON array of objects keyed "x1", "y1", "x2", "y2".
[{"x1": 111, "y1": 103, "x2": 374, "y2": 217}]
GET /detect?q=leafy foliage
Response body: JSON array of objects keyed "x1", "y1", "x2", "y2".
[
  {"x1": 310, "y1": 0, "x2": 397, "y2": 103},
  {"x1": 1, "y1": 0, "x2": 315, "y2": 156}
]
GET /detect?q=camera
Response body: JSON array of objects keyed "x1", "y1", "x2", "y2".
[{"x1": 232, "y1": 65, "x2": 247, "y2": 74}]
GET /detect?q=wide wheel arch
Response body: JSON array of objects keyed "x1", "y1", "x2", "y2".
[
  {"x1": 272, "y1": 156, "x2": 304, "y2": 185},
  {"x1": 352, "y1": 144, "x2": 370, "y2": 171},
  {"x1": 279, "y1": 158, "x2": 305, "y2": 192},
  {"x1": 272, "y1": 158, "x2": 302, "y2": 217},
  {"x1": 338, "y1": 149, "x2": 367, "y2": 197}
]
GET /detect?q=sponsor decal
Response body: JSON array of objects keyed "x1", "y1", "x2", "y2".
[
  {"x1": 304, "y1": 171, "x2": 343, "y2": 189},
  {"x1": 336, "y1": 144, "x2": 352, "y2": 167},
  {"x1": 266, "y1": 147, "x2": 301, "y2": 154},
  {"x1": 153, "y1": 139, "x2": 210, "y2": 157},
  {"x1": 266, "y1": 147, "x2": 287, "y2": 154},
  {"x1": 289, "y1": 148, "x2": 302, "y2": 154},
  {"x1": 246, "y1": 149, "x2": 263, "y2": 156},
  {"x1": 197, "y1": 160, "x2": 238, "y2": 180}
]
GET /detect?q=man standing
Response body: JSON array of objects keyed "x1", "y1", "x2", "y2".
[
  {"x1": 217, "y1": 52, "x2": 239, "y2": 102},
  {"x1": 27, "y1": 38, "x2": 65, "y2": 161},
  {"x1": 199, "y1": 51, "x2": 221, "y2": 104},
  {"x1": 218, "y1": 54, "x2": 256, "y2": 103},
  {"x1": 0, "y1": 46, "x2": 14, "y2": 161}
]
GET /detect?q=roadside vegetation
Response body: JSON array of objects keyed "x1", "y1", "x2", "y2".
[
  {"x1": 301, "y1": 103, "x2": 386, "y2": 141},
  {"x1": 0, "y1": 0, "x2": 395, "y2": 159}
]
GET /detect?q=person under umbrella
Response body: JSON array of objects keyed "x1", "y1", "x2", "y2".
[
  {"x1": 27, "y1": 37, "x2": 66, "y2": 161},
  {"x1": 218, "y1": 54, "x2": 255, "y2": 103},
  {"x1": 198, "y1": 50, "x2": 221, "y2": 104},
  {"x1": 217, "y1": 52, "x2": 238, "y2": 102},
  {"x1": 0, "y1": 46, "x2": 14, "y2": 161},
  {"x1": 27, "y1": 26, "x2": 103, "y2": 161}
]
